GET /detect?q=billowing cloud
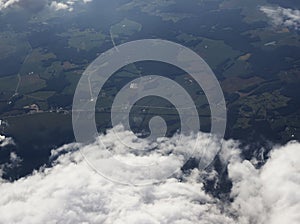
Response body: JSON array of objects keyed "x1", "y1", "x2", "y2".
[
  {"x1": 0, "y1": 129, "x2": 235, "y2": 223},
  {"x1": 260, "y1": 6, "x2": 300, "y2": 30},
  {"x1": 229, "y1": 141, "x2": 300, "y2": 224},
  {"x1": 0, "y1": 126, "x2": 299, "y2": 224}
]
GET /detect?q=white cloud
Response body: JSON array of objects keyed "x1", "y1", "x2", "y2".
[
  {"x1": 0, "y1": 126, "x2": 299, "y2": 224},
  {"x1": 0, "y1": 135, "x2": 18, "y2": 178},
  {"x1": 0, "y1": 0, "x2": 92, "y2": 11},
  {"x1": 0, "y1": 135, "x2": 14, "y2": 148},
  {"x1": 0, "y1": 0, "x2": 19, "y2": 10},
  {"x1": 0, "y1": 130, "x2": 236, "y2": 223},
  {"x1": 0, "y1": 152, "x2": 22, "y2": 176},
  {"x1": 50, "y1": 1, "x2": 69, "y2": 11},
  {"x1": 229, "y1": 141, "x2": 300, "y2": 224},
  {"x1": 50, "y1": 0, "x2": 92, "y2": 12},
  {"x1": 260, "y1": 6, "x2": 300, "y2": 30}
]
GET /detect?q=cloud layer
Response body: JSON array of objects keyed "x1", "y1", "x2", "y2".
[
  {"x1": 261, "y1": 6, "x2": 300, "y2": 30},
  {"x1": 0, "y1": 126, "x2": 299, "y2": 224}
]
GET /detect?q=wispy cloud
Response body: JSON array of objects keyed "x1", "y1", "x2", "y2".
[
  {"x1": 0, "y1": 127, "x2": 299, "y2": 224},
  {"x1": 260, "y1": 6, "x2": 300, "y2": 30}
]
